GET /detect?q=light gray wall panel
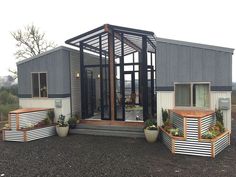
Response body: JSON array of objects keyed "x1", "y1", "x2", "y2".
[{"x1": 156, "y1": 42, "x2": 232, "y2": 89}]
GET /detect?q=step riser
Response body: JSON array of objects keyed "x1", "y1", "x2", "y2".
[
  {"x1": 70, "y1": 129, "x2": 145, "y2": 138},
  {"x1": 76, "y1": 125, "x2": 144, "y2": 132}
]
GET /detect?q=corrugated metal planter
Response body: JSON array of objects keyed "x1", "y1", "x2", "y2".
[
  {"x1": 2, "y1": 108, "x2": 56, "y2": 142},
  {"x1": 144, "y1": 129, "x2": 159, "y2": 143},
  {"x1": 161, "y1": 110, "x2": 230, "y2": 158},
  {"x1": 3, "y1": 126, "x2": 56, "y2": 142}
]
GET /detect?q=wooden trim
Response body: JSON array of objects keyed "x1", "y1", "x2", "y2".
[
  {"x1": 172, "y1": 139, "x2": 175, "y2": 153},
  {"x1": 211, "y1": 141, "x2": 215, "y2": 158},
  {"x1": 8, "y1": 113, "x2": 11, "y2": 129},
  {"x1": 16, "y1": 113, "x2": 19, "y2": 130},
  {"x1": 10, "y1": 108, "x2": 53, "y2": 114},
  {"x1": 183, "y1": 118, "x2": 187, "y2": 139},
  {"x1": 24, "y1": 131, "x2": 27, "y2": 142},
  {"x1": 108, "y1": 32, "x2": 115, "y2": 121},
  {"x1": 199, "y1": 131, "x2": 230, "y2": 143},
  {"x1": 198, "y1": 118, "x2": 202, "y2": 140},
  {"x1": 160, "y1": 126, "x2": 185, "y2": 140}
]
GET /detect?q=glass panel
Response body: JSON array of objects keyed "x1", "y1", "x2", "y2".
[
  {"x1": 175, "y1": 84, "x2": 191, "y2": 106},
  {"x1": 40, "y1": 73, "x2": 47, "y2": 97},
  {"x1": 193, "y1": 84, "x2": 209, "y2": 108},
  {"x1": 32, "y1": 73, "x2": 39, "y2": 97}
]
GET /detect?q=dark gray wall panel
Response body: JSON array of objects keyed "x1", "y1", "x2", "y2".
[{"x1": 156, "y1": 42, "x2": 232, "y2": 89}]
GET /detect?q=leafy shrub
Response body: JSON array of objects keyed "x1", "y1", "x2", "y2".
[
  {"x1": 42, "y1": 117, "x2": 51, "y2": 125},
  {"x1": 215, "y1": 109, "x2": 223, "y2": 125},
  {"x1": 68, "y1": 116, "x2": 77, "y2": 129},
  {"x1": 47, "y1": 110, "x2": 55, "y2": 123},
  {"x1": 144, "y1": 119, "x2": 158, "y2": 130},
  {"x1": 161, "y1": 108, "x2": 169, "y2": 124}
]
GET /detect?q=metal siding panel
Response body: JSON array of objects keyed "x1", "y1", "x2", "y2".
[
  {"x1": 156, "y1": 42, "x2": 232, "y2": 88},
  {"x1": 27, "y1": 126, "x2": 56, "y2": 141},
  {"x1": 18, "y1": 49, "x2": 71, "y2": 96},
  {"x1": 19, "y1": 111, "x2": 48, "y2": 128},
  {"x1": 70, "y1": 51, "x2": 81, "y2": 116}
]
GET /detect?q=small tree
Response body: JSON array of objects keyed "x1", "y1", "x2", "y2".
[{"x1": 10, "y1": 24, "x2": 56, "y2": 78}]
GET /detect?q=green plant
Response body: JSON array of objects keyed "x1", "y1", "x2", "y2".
[
  {"x1": 47, "y1": 110, "x2": 55, "y2": 123},
  {"x1": 162, "y1": 108, "x2": 169, "y2": 124},
  {"x1": 42, "y1": 117, "x2": 51, "y2": 125},
  {"x1": 169, "y1": 128, "x2": 179, "y2": 136},
  {"x1": 57, "y1": 114, "x2": 68, "y2": 127},
  {"x1": 144, "y1": 119, "x2": 158, "y2": 130},
  {"x1": 68, "y1": 116, "x2": 77, "y2": 129},
  {"x1": 215, "y1": 108, "x2": 223, "y2": 125},
  {"x1": 216, "y1": 121, "x2": 225, "y2": 133}
]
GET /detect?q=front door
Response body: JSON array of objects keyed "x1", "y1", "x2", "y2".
[{"x1": 84, "y1": 70, "x2": 95, "y2": 118}]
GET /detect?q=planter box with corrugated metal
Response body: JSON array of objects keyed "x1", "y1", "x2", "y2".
[
  {"x1": 2, "y1": 126, "x2": 56, "y2": 142},
  {"x1": 2, "y1": 108, "x2": 55, "y2": 142},
  {"x1": 161, "y1": 109, "x2": 230, "y2": 158}
]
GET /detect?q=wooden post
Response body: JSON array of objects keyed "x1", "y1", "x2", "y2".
[{"x1": 108, "y1": 31, "x2": 115, "y2": 120}]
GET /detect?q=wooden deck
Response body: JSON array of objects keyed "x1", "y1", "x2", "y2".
[{"x1": 80, "y1": 119, "x2": 144, "y2": 127}]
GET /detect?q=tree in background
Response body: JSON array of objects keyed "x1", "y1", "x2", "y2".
[
  {"x1": 11, "y1": 24, "x2": 56, "y2": 59},
  {"x1": 9, "y1": 24, "x2": 57, "y2": 78}
]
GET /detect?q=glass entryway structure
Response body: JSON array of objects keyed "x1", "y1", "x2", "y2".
[{"x1": 66, "y1": 24, "x2": 157, "y2": 121}]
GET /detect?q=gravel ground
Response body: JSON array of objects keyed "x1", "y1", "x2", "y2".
[{"x1": 0, "y1": 113, "x2": 236, "y2": 177}]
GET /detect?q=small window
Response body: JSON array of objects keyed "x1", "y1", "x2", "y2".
[
  {"x1": 175, "y1": 83, "x2": 209, "y2": 108},
  {"x1": 175, "y1": 84, "x2": 191, "y2": 107},
  {"x1": 32, "y1": 73, "x2": 47, "y2": 97}
]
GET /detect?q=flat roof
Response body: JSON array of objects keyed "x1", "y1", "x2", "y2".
[{"x1": 156, "y1": 37, "x2": 234, "y2": 54}]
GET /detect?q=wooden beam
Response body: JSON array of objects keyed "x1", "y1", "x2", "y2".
[{"x1": 108, "y1": 32, "x2": 115, "y2": 121}]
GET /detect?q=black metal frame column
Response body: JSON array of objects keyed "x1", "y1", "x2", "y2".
[
  {"x1": 99, "y1": 35, "x2": 104, "y2": 119},
  {"x1": 141, "y1": 36, "x2": 148, "y2": 120},
  {"x1": 80, "y1": 42, "x2": 85, "y2": 119},
  {"x1": 120, "y1": 33, "x2": 125, "y2": 120}
]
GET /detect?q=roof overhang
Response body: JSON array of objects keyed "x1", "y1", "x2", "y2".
[{"x1": 65, "y1": 24, "x2": 157, "y2": 57}]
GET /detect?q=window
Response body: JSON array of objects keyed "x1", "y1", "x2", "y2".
[
  {"x1": 32, "y1": 73, "x2": 47, "y2": 97},
  {"x1": 175, "y1": 83, "x2": 209, "y2": 108}
]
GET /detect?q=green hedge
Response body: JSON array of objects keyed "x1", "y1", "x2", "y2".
[{"x1": 0, "y1": 104, "x2": 19, "y2": 121}]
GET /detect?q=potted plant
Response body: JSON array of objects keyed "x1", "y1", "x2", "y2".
[
  {"x1": 68, "y1": 116, "x2": 77, "y2": 129},
  {"x1": 56, "y1": 114, "x2": 69, "y2": 137},
  {"x1": 144, "y1": 119, "x2": 159, "y2": 143}
]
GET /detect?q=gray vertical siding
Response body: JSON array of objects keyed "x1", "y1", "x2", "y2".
[
  {"x1": 156, "y1": 41, "x2": 233, "y2": 91},
  {"x1": 70, "y1": 51, "x2": 81, "y2": 116},
  {"x1": 17, "y1": 48, "x2": 71, "y2": 97}
]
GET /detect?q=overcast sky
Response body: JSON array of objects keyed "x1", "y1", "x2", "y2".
[{"x1": 0, "y1": 0, "x2": 235, "y2": 81}]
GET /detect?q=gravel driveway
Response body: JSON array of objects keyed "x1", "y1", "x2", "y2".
[{"x1": 0, "y1": 115, "x2": 235, "y2": 177}]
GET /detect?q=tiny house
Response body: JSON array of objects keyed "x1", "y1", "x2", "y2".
[{"x1": 16, "y1": 24, "x2": 234, "y2": 133}]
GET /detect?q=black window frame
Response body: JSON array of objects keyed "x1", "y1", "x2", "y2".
[{"x1": 31, "y1": 72, "x2": 48, "y2": 98}]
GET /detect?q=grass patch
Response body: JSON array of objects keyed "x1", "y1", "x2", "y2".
[{"x1": 0, "y1": 104, "x2": 19, "y2": 121}]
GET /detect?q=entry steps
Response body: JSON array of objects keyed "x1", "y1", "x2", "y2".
[{"x1": 70, "y1": 124, "x2": 145, "y2": 138}]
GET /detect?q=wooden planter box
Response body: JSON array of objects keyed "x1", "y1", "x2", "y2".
[
  {"x1": 2, "y1": 126, "x2": 56, "y2": 142},
  {"x1": 2, "y1": 108, "x2": 55, "y2": 142},
  {"x1": 161, "y1": 110, "x2": 230, "y2": 158}
]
